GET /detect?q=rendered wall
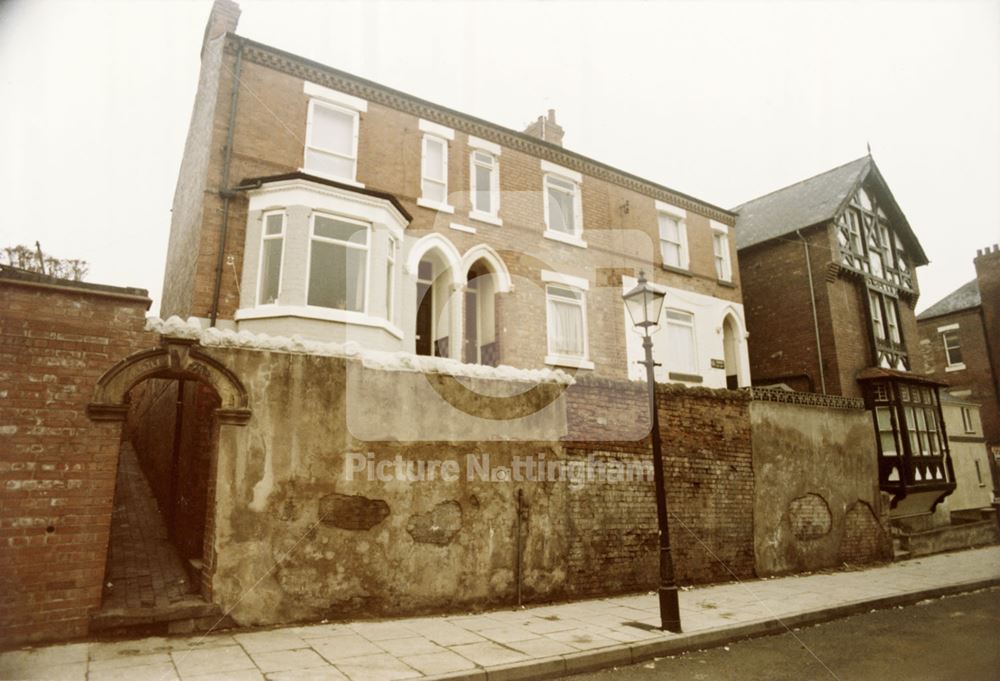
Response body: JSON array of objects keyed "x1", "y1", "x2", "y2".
[
  {"x1": 195, "y1": 346, "x2": 756, "y2": 627},
  {"x1": 749, "y1": 397, "x2": 892, "y2": 575}
]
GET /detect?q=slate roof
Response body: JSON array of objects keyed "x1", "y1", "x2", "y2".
[
  {"x1": 917, "y1": 278, "x2": 981, "y2": 320},
  {"x1": 732, "y1": 157, "x2": 871, "y2": 250},
  {"x1": 731, "y1": 156, "x2": 928, "y2": 265}
]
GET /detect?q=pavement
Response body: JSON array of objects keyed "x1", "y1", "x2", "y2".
[{"x1": 2, "y1": 545, "x2": 998, "y2": 681}]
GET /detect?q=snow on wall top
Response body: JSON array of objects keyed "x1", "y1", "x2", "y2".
[{"x1": 145, "y1": 316, "x2": 575, "y2": 385}]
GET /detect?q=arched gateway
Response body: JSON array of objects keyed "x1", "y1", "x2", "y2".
[{"x1": 87, "y1": 337, "x2": 251, "y2": 424}]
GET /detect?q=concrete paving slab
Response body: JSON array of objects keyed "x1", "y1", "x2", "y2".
[
  {"x1": 310, "y1": 634, "x2": 385, "y2": 661},
  {"x1": 170, "y1": 645, "x2": 256, "y2": 677},
  {"x1": 399, "y1": 650, "x2": 479, "y2": 675},
  {"x1": 334, "y1": 653, "x2": 421, "y2": 681},
  {"x1": 89, "y1": 662, "x2": 179, "y2": 681},
  {"x1": 2, "y1": 546, "x2": 998, "y2": 681},
  {"x1": 249, "y1": 648, "x2": 329, "y2": 674},
  {"x1": 234, "y1": 631, "x2": 310, "y2": 653}
]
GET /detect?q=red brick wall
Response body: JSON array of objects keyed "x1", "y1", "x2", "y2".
[
  {"x1": 974, "y1": 246, "x2": 1000, "y2": 448},
  {"x1": 740, "y1": 222, "x2": 923, "y2": 399},
  {"x1": 917, "y1": 307, "x2": 1000, "y2": 448},
  {"x1": 0, "y1": 274, "x2": 151, "y2": 646},
  {"x1": 562, "y1": 381, "x2": 755, "y2": 594},
  {"x1": 739, "y1": 226, "x2": 830, "y2": 392}
]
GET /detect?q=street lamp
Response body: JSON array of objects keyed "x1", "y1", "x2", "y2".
[{"x1": 623, "y1": 270, "x2": 682, "y2": 633}]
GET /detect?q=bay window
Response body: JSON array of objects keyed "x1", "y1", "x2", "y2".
[
  {"x1": 307, "y1": 214, "x2": 369, "y2": 313},
  {"x1": 257, "y1": 212, "x2": 285, "y2": 305}
]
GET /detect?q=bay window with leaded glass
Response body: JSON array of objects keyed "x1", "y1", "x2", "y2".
[{"x1": 862, "y1": 376, "x2": 955, "y2": 506}]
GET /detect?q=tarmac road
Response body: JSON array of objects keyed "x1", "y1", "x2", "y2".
[{"x1": 570, "y1": 587, "x2": 1000, "y2": 681}]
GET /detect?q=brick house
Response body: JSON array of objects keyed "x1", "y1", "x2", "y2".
[
  {"x1": 161, "y1": 0, "x2": 751, "y2": 389},
  {"x1": 734, "y1": 155, "x2": 955, "y2": 515},
  {"x1": 916, "y1": 245, "x2": 1000, "y2": 492}
]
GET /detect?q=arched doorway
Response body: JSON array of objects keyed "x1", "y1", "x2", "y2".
[
  {"x1": 87, "y1": 339, "x2": 249, "y2": 632},
  {"x1": 723, "y1": 314, "x2": 741, "y2": 389},
  {"x1": 415, "y1": 250, "x2": 456, "y2": 358},
  {"x1": 464, "y1": 260, "x2": 499, "y2": 365}
]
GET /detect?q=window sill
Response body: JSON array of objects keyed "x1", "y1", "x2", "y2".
[
  {"x1": 449, "y1": 222, "x2": 477, "y2": 234},
  {"x1": 469, "y1": 210, "x2": 503, "y2": 227},
  {"x1": 668, "y1": 372, "x2": 703, "y2": 384},
  {"x1": 298, "y1": 168, "x2": 365, "y2": 189},
  {"x1": 716, "y1": 279, "x2": 737, "y2": 288},
  {"x1": 661, "y1": 264, "x2": 692, "y2": 277},
  {"x1": 545, "y1": 354, "x2": 595, "y2": 370},
  {"x1": 235, "y1": 305, "x2": 404, "y2": 339},
  {"x1": 417, "y1": 197, "x2": 455, "y2": 214},
  {"x1": 945, "y1": 363, "x2": 966, "y2": 372},
  {"x1": 543, "y1": 230, "x2": 588, "y2": 249}
]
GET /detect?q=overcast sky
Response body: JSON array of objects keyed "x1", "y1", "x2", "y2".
[{"x1": 1, "y1": 0, "x2": 997, "y2": 315}]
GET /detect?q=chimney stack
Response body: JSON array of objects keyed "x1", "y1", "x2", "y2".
[
  {"x1": 523, "y1": 109, "x2": 565, "y2": 147},
  {"x1": 202, "y1": 0, "x2": 241, "y2": 59}
]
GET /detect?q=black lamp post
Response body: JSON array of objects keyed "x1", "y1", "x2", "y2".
[{"x1": 622, "y1": 270, "x2": 682, "y2": 633}]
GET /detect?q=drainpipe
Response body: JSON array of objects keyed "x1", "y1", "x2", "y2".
[
  {"x1": 209, "y1": 40, "x2": 244, "y2": 327},
  {"x1": 797, "y1": 229, "x2": 826, "y2": 394}
]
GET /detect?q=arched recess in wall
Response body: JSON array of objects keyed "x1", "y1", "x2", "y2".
[
  {"x1": 407, "y1": 233, "x2": 464, "y2": 358},
  {"x1": 721, "y1": 309, "x2": 745, "y2": 390},
  {"x1": 86, "y1": 339, "x2": 251, "y2": 425},
  {"x1": 405, "y1": 233, "x2": 464, "y2": 287},
  {"x1": 461, "y1": 246, "x2": 513, "y2": 367}
]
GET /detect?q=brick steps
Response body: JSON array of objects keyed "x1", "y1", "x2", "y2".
[{"x1": 89, "y1": 598, "x2": 233, "y2": 638}]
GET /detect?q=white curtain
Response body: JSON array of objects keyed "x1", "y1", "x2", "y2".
[{"x1": 550, "y1": 299, "x2": 584, "y2": 356}]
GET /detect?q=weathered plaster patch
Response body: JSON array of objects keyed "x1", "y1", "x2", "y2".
[
  {"x1": 319, "y1": 493, "x2": 390, "y2": 530},
  {"x1": 406, "y1": 500, "x2": 463, "y2": 545},
  {"x1": 788, "y1": 493, "x2": 832, "y2": 540}
]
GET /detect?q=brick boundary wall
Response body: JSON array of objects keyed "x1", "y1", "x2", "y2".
[{"x1": 0, "y1": 268, "x2": 152, "y2": 647}]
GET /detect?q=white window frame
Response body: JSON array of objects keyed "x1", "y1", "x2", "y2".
[
  {"x1": 418, "y1": 134, "x2": 453, "y2": 213},
  {"x1": 870, "y1": 291, "x2": 886, "y2": 341},
  {"x1": 885, "y1": 298, "x2": 901, "y2": 344},
  {"x1": 256, "y1": 211, "x2": 286, "y2": 307},
  {"x1": 541, "y1": 161, "x2": 585, "y2": 248},
  {"x1": 960, "y1": 406, "x2": 975, "y2": 434},
  {"x1": 416, "y1": 119, "x2": 455, "y2": 213},
  {"x1": 304, "y1": 99, "x2": 362, "y2": 186},
  {"x1": 385, "y1": 235, "x2": 398, "y2": 323},
  {"x1": 305, "y1": 212, "x2": 372, "y2": 316},
  {"x1": 469, "y1": 149, "x2": 501, "y2": 226},
  {"x1": 664, "y1": 308, "x2": 699, "y2": 376},
  {"x1": 544, "y1": 280, "x2": 593, "y2": 369},
  {"x1": 712, "y1": 225, "x2": 732, "y2": 282},
  {"x1": 940, "y1": 326, "x2": 965, "y2": 371},
  {"x1": 658, "y1": 209, "x2": 689, "y2": 270}
]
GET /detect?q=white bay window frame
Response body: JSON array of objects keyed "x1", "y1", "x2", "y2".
[
  {"x1": 305, "y1": 213, "x2": 372, "y2": 315},
  {"x1": 256, "y1": 211, "x2": 286, "y2": 306}
]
